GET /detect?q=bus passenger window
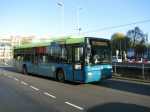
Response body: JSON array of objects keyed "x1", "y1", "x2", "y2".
[
  {"x1": 43, "y1": 56, "x2": 46, "y2": 63},
  {"x1": 42, "y1": 55, "x2": 48, "y2": 63},
  {"x1": 67, "y1": 47, "x2": 72, "y2": 63}
]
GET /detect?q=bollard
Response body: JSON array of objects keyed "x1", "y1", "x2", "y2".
[
  {"x1": 142, "y1": 63, "x2": 145, "y2": 80},
  {"x1": 115, "y1": 62, "x2": 116, "y2": 74}
]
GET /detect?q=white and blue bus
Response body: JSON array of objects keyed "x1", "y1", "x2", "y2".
[{"x1": 14, "y1": 36, "x2": 112, "y2": 83}]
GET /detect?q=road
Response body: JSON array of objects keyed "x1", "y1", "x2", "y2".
[{"x1": 0, "y1": 67, "x2": 150, "y2": 112}]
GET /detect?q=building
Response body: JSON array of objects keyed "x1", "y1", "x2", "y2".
[
  {"x1": 0, "y1": 35, "x2": 35, "y2": 64},
  {"x1": 0, "y1": 36, "x2": 12, "y2": 63},
  {"x1": 0, "y1": 43, "x2": 12, "y2": 63}
]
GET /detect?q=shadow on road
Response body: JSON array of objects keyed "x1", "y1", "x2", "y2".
[
  {"x1": 1, "y1": 66, "x2": 150, "y2": 93},
  {"x1": 0, "y1": 66, "x2": 79, "y2": 85},
  {"x1": 92, "y1": 79, "x2": 150, "y2": 96},
  {"x1": 87, "y1": 102, "x2": 150, "y2": 112}
]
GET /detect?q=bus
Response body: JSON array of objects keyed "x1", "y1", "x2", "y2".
[{"x1": 13, "y1": 36, "x2": 112, "y2": 83}]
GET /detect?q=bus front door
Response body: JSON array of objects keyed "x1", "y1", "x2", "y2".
[{"x1": 73, "y1": 46, "x2": 84, "y2": 82}]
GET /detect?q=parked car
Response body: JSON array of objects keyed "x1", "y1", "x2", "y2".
[
  {"x1": 136, "y1": 58, "x2": 143, "y2": 63},
  {"x1": 127, "y1": 58, "x2": 136, "y2": 63},
  {"x1": 112, "y1": 56, "x2": 122, "y2": 63},
  {"x1": 143, "y1": 58, "x2": 150, "y2": 64}
]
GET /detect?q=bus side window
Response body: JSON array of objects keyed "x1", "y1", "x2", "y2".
[
  {"x1": 67, "y1": 46, "x2": 72, "y2": 63},
  {"x1": 23, "y1": 55, "x2": 31, "y2": 61},
  {"x1": 17, "y1": 56, "x2": 20, "y2": 61},
  {"x1": 42, "y1": 55, "x2": 48, "y2": 63},
  {"x1": 31, "y1": 55, "x2": 34, "y2": 63},
  {"x1": 48, "y1": 46, "x2": 54, "y2": 62},
  {"x1": 17, "y1": 55, "x2": 24, "y2": 62},
  {"x1": 48, "y1": 44, "x2": 61, "y2": 62},
  {"x1": 55, "y1": 45, "x2": 61, "y2": 59},
  {"x1": 43, "y1": 56, "x2": 46, "y2": 63},
  {"x1": 37, "y1": 55, "x2": 47, "y2": 63},
  {"x1": 33, "y1": 55, "x2": 38, "y2": 64}
]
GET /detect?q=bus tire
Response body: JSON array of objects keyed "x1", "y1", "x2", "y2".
[
  {"x1": 56, "y1": 69, "x2": 65, "y2": 82},
  {"x1": 22, "y1": 65, "x2": 28, "y2": 75}
]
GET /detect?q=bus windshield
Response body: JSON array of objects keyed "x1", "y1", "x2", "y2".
[
  {"x1": 85, "y1": 39, "x2": 111, "y2": 64},
  {"x1": 91, "y1": 46, "x2": 111, "y2": 64}
]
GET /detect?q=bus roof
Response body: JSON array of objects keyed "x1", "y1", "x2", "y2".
[
  {"x1": 14, "y1": 35, "x2": 85, "y2": 49},
  {"x1": 14, "y1": 36, "x2": 110, "y2": 49},
  {"x1": 54, "y1": 35, "x2": 85, "y2": 44}
]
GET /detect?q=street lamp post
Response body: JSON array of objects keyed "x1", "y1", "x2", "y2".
[
  {"x1": 57, "y1": 1, "x2": 64, "y2": 35},
  {"x1": 76, "y1": 8, "x2": 82, "y2": 35},
  {"x1": 120, "y1": 40, "x2": 122, "y2": 59}
]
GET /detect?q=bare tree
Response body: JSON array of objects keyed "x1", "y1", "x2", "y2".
[
  {"x1": 127, "y1": 27, "x2": 147, "y2": 57},
  {"x1": 127, "y1": 27, "x2": 146, "y2": 48}
]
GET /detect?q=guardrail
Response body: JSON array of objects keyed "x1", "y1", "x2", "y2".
[{"x1": 112, "y1": 63, "x2": 150, "y2": 80}]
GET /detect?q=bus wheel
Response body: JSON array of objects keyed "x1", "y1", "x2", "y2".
[
  {"x1": 23, "y1": 66, "x2": 28, "y2": 75},
  {"x1": 57, "y1": 70, "x2": 65, "y2": 82}
]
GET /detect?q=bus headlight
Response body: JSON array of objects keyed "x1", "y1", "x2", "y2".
[
  {"x1": 74, "y1": 64, "x2": 82, "y2": 70},
  {"x1": 107, "y1": 66, "x2": 112, "y2": 69},
  {"x1": 88, "y1": 72, "x2": 93, "y2": 76}
]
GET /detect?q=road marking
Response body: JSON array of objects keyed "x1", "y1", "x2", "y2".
[
  {"x1": 43, "y1": 92, "x2": 56, "y2": 99},
  {"x1": 65, "y1": 102, "x2": 84, "y2": 110},
  {"x1": 21, "y1": 81, "x2": 28, "y2": 86},
  {"x1": 14, "y1": 78, "x2": 19, "y2": 81},
  {"x1": 30, "y1": 86, "x2": 39, "y2": 91}
]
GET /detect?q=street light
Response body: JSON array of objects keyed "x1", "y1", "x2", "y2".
[
  {"x1": 57, "y1": 1, "x2": 64, "y2": 35},
  {"x1": 76, "y1": 8, "x2": 82, "y2": 35}
]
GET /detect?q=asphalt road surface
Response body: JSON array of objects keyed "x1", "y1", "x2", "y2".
[{"x1": 0, "y1": 67, "x2": 150, "y2": 112}]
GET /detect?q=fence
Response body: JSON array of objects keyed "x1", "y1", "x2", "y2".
[{"x1": 112, "y1": 63, "x2": 150, "y2": 80}]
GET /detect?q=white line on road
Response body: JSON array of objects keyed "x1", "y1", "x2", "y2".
[
  {"x1": 21, "y1": 81, "x2": 28, "y2": 86},
  {"x1": 65, "y1": 102, "x2": 84, "y2": 110},
  {"x1": 43, "y1": 92, "x2": 56, "y2": 99},
  {"x1": 30, "y1": 86, "x2": 39, "y2": 91},
  {"x1": 14, "y1": 78, "x2": 19, "y2": 81}
]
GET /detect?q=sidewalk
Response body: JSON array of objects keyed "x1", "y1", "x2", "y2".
[{"x1": 113, "y1": 74, "x2": 150, "y2": 84}]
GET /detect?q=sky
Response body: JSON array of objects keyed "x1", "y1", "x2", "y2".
[{"x1": 0, "y1": 0, "x2": 150, "y2": 39}]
